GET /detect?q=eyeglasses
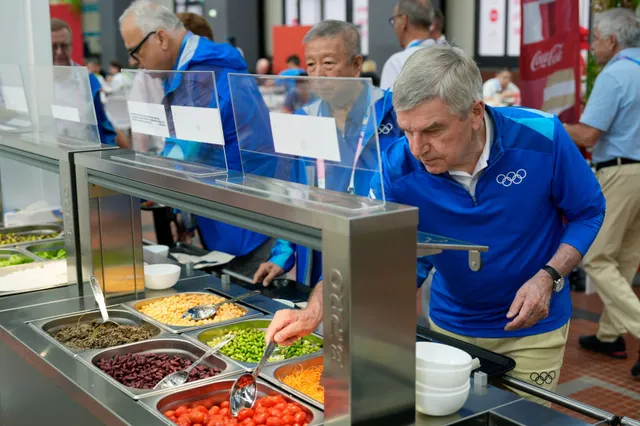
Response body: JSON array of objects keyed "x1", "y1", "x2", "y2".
[
  {"x1": 128, "y1": 31, "x2": 157, "y2": 60},
  {"x1": 388, "y1": 14, "x2": 404, "y2": 26}
]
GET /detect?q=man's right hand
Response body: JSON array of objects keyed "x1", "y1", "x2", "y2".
[
  {"x1": 253, "y1": 262, "x2": 284, "y2": 287},
  {"x1": 266, "y1": 308, "x2": 322, "y2": 346}
]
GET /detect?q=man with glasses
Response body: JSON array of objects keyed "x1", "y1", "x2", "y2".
[
  {"x1": 380, "y1": 0, "x2": 436, "y2": 91},
  {"x1": 119, "y1": 0, "x2": 274, "y2": 277},
  {"x1": 50, "y1": 19, "x2": 122, "y2": 147}
]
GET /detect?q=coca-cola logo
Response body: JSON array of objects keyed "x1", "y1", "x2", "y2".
[{"x1": 530, "y1": 44, "x2": 564, "y2": 72}]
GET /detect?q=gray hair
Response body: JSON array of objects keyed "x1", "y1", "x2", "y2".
[
  {"x1": 303, "y1": 20, "x2": 361, "y2": 60},
  {"x1": 393, "y1": 44, "x2": 483, "y2": 118},
  {"x1": 119, "y1": 0, "x2": 185, "y2": 33},
  {"x1": 594, "y1": 8, "x2": 640, "y2": 49},
  {"x1": 397, "y1": 0, "x2": 435, "y2": 30}
]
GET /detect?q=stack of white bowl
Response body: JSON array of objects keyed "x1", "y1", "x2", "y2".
[{"x1": 416, "y1": 342, "x2": 472, "y2": 416}]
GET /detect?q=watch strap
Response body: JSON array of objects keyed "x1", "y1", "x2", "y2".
[{"x1": 542, "y1": 265, "x2": 562, "y2": 283}]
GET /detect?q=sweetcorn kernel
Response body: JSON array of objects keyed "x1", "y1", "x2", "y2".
[{"x1": 137, "y1": 293, "x2": 246, "y2": 326}]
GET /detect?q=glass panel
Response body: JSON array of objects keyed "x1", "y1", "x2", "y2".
[
  {"x1": 229, "y1": 73, "x2": 386, "y2": 210},
  {"x1": 417, "y1": 231, "x2": 485, "y2": 249},
  {"x1": 26, "y1": 65, "x2": 101, "y2": 148},
  {"x1": 112, "y1": 69, "x2": 227, "y2": 178},
  {"x1": 0, "y1": 64, "x2": 33, "y2": 133}
]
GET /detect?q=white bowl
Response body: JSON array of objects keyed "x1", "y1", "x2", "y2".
[
  {"x1": 416, "y1": 342, "x2": 472, "y2": 370},
  {"x1": 143, "y1": 245, "x2": 170, "y2": 264},
  {"x1": 416, "y1": 365, "x2": 471, "y2": 389},
  {"x1": 416, "y1": 383, "x2": 470, "y2": 416},
  {"x1": 144, "y1": 264, "x2": 181, "y2": 290},
  {"x1": 416, "y1": 378, "x2": 470, "y2": 394}
]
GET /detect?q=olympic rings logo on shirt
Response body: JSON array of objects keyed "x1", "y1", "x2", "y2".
[
  {"x1": 378, "y1": 123, "x2": 394, "y2": 135},
  {"x1": 530, "y1": 370, "x2": 556, "y2": 385},
  {"x1": 496, "y1": 169, "x2": 527, "y2": 187}
]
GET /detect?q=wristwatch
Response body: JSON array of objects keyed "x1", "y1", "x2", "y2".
[{"x1": 542, "y1": 265, "x2": 564, "y2": 292}]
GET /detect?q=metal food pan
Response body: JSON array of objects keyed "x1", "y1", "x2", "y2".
[
  {"x1": 140, "y1": 375, "x2": 324, "y2": 425},
  {"x1": 28, "y1": 308, "x2": 171, "y2": 356},
  {"x1": 261, "y1": 354, "x2": 324, "y2": 410},
  {"x1": 0, "y1": 224, "x2": 62, "y2": 247},
  {"x1": 77, "y1": 337, "x2": 243, "y2": 400},
  {"x1": 120, "y1": 292, "x2": 263, "y2": 334},
  {"x1": 182, "y1": 316, "x2": 324, "y2": 370},
  {"x1": 23, "y1": 240, "x2": 67, "y2": 261}
]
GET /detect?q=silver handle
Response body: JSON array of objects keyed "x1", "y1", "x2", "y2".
[
  {"x1": 497, "y1": 376, "x2": 619, "y2": 424},
  {"x1": 185, "y1": 333, "x2": 235, "y2": 375},
  {"x1": 622, "y1": 417, "x2": 640, "y2": 426},
  {"x1": 253, "y1": 340, "x2": 276, "y2": 380}
]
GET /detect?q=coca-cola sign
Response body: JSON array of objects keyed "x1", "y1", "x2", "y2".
[{"x1": 530, "y1": 44, "x2": 564, "y2": 72}]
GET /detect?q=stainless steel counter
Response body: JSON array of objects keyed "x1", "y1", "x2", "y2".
[{"x1": 0, "y1": 273, "x2": 609, "y2": 425}]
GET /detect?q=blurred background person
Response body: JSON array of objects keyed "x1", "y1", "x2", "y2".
[
  {"x1": 281, "y1": 72, "x2": 313, "y2": 113},
  {"x1": 381, "y1": 0, "x2": 436, "y2": 90},
  {"x1": 483, "y1": 68, "x2": 521, "y2": 106},
  {"x1": 431, "y1": 8, "x2": 447, "y2": 44},
  {"x1": 361, "y1": 58, "x2": 380, "y2": 87},
  {"x1": 177, "y1": 12, "x2": 214, "y2": 41},
  {"x1": 227, "y1": 35, "x2": 244, "y2": 57},
  {"x1": 102, "y1": 60, "x2": 131, "y2": 140}
]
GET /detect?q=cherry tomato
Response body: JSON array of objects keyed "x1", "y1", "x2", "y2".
[
  {"x1": 220, "y1": 401, "x2": 230, "y2": 409},
  {"x1": 237, "y1": 408, "x2": 255, "y2": 421},
  {"x1": 255, "y1": 406, "x2": 267, "y2": 415},
  {"x1": 274, "y1": 403, "x2": 287, "y2": 411},
  {"x1": 194, "y1": 406, "x2": 209, "y2": 415},
  {"x1": 292, "y1": 424, "x2": 301, "y2": 426},
  {"x1": 293, "y1": 412, "x2": 306, "y2": 424},
  {"x1": 263, "y1": 396, "x2": 280, "y2": 407},
  {"x1": 286, "y1": 404, "x2": 301, "y2": 413},
  {"x1": 170, "y1": 416, "x2": 179, "y2": 423},
  {"x1": 266, "y1": 418, "x2": 285, "y2": 426},
  {"x1": 253, "y1": 413, "x2": 268, "y2": 425},
  {"x1": 177, "y1": 420, "x2": 191, "y2": 426},
  {"x1": 267, "y1": 408, "x2": 283, "y2": 418},
  {"x1": 244, "y1": 421, "x2": 256, "y2": 426},
  {"x1": 274, "y1": 396, "x2": 286, "y2": 405},
  {"x1": 176, "y1": 406, "x2": 189, "y2": 416},
  {"x1": 206, "y1": 417, "x2": 226, "y2": 426},
  {"x1": 165, "y1": 410, "x2": 176, "y2": 418},
  {"x1": 190, "y1": 411, "x2": 206, "y2": 423},
  {"x1": 193, "y1": 424, "x2": 203, "y2": 426},
  {"x1": 218, "y1": 407, "x2": 230, "y2": 417},
  {"x1": 209, "y1": 406, "x2": 221, "y2": 415},
  {"x1": 282, "y1": 415, "x2": 295, "y2": 425}
]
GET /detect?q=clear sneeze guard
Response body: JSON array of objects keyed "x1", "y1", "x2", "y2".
[
  {"x1": 26, "y1": 65, "x2": 101, "y2": 148},
  {"x1": 228, "y1": 74, "x2": 386, "y2": 211},
  {"x1": 0, "y1": 64, "x2": 33, "y2": 133},
  {"x1": 113, "y1": 69, "x2": 228, "y2": 178}
]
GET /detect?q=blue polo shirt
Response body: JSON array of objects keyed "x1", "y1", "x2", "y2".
[{"x1": 580, "y1": 48, "x2": 640, "y2": 163}]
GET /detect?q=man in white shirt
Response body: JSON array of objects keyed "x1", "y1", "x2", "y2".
[
  {"x1": 380, "y1": 0, "x2": 435, "y2": 91},
  {"x1": 482, "y1": 68, "x2": 521, "y2": 107}
]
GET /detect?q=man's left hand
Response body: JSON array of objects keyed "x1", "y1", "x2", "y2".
[{"x1": 505, "y1": 270, "x2": 553, "y2": 331}]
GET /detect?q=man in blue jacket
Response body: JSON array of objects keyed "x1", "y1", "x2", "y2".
[
  {"x1": 51, "y1": 18, "x2": 121, "y2": 147},
  {"x1": 267, "y1": 45, "x2": 606, "y2": 400},
  {"x1": 120, "y1": 0, "x2": 273, "y2": 275},
  {"x1": 253, "y1": 20, "x2": 403, "y2": 287}
]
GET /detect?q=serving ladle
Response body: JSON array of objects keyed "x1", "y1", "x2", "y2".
[
  {"x1": 153, "y1": 333, "x2": 236, "y2": 390},
  {"x1": 182, "y1": 290, "x2": 261, "y2": 320},
  {"x1": 88, "y1": 276, "x2": 119, "y2": 326},
  {"x1": 229, "y1": 340, "x2": 286, "y2": 416}
]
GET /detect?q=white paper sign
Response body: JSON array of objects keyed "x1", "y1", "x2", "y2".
[
  {"x1": 479, "y1": 0, "x2": 507, "y2": 56},
  {"x1": 1, "y1": 86, "x2": 29, "y2": 113},
  {"x1": 0, "y1": 124, "x2": 17, "y2": 131},
  {"x1": 170, "y1": 105, "x2": 225, "y2": 146},
  {"x1": 269, "y1": 112, "x2": 341, "y2": 162},
  {"x1": 51, "y1": 105, "x2": 80, "y2": 122},
  {"x1": 127, "y1": 101, "x2": 170, "y2": 138},
  {"x1": 507, "y1": 0, "x2": 521, "y2": 57}
]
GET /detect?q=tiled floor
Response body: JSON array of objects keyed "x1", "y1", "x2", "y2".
[{"x1": 555, "y1": 288, "x2": 640, "y2": 422}]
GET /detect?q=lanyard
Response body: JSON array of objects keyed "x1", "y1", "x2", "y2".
[
  {"x1": 618, "y1": 55, "x2": 640, "y2": 67},
  {"x1": 316, "y1": 90, "x2": 372, "y2": 193},
  {"x1": 407, "y1": 39, "x2": 425, "y2": 49}
]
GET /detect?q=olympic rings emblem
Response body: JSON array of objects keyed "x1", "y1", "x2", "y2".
[
  {"x1": 530, "y1": 371, "x2": 556, "y2": 385},
  {"x1": 378, "y1": 123, "x2": 394, "y2": 135},
  {"x1": 496, "y1": 169, "x2": 527, "y2": 187}
]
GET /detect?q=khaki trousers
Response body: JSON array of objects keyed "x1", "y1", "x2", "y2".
[
  {"x1": 583, "y1": 163, "x2": 640, "y2": 342},
  {"x1": 429, "y1": 319, "x2": 570, "y2": 407}
]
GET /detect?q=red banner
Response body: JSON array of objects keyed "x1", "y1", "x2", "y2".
[{"x1": 519, "y1": 0, "x2": 581, "y2": 123}]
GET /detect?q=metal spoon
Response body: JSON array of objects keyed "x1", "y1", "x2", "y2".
[
  {"x1": 182, "y1": 290, "x2": 261, "y2": 320},
  {"x1": 229, "y1": 339, "x2": 280, "y2": 417},
  {"x1": 88, "y1": 276, "x2": 118, "y2": 326},
  {"x1": 153, "y1": 333, "x2": 236, "y2": 390}
]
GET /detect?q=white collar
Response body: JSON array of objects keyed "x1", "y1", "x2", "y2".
[{"x1": 450, "y1": 111, "x2": 493, "y2": 177}]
